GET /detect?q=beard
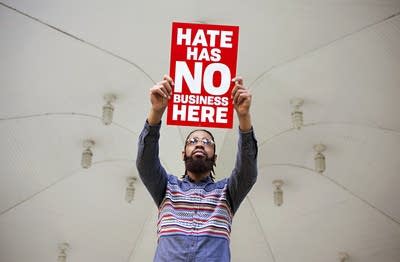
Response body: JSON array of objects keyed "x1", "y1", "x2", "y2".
[{"x1": 184, "y1": 154, "x2": 215, "y2": 174}]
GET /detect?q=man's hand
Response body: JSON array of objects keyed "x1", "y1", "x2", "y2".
[
  {"x1": 147, "y1": 75, "x2": 174, "y2": 125},
  {"x1": 232, "y1": 77, "x2": 251, "y2": 116},
  {"x1": 232, "y1": 76, "x2": 252, "y2": 131},
  {"x1": 150, "y1": 75, "x2": 174, "y2": 112}
]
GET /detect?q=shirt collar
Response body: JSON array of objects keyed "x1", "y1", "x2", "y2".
[{"x1": 183, "y1": 174, "x2": 213, "y2": 184}]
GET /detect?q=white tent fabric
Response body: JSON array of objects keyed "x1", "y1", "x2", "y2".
[{"x1": 1, "y1": 1, "x2": 400, "y2": 261}]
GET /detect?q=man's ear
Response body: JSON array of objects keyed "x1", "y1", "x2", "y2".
[
  {"x1": 182, "y1": 151, "x2": 185, "y2": 161},
  {"x1": 213, "y1": 154, "x2": 218, "y2": 162}
]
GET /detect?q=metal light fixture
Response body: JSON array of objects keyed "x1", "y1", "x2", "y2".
[
  {"x1": 125, "y1": 177, "x2": 137, "y2": 203},
  {"x1": 102, "y1": 94, "x2": 116, "y2": 125},
  {"x1": 338, "y1": 252, "x2": 349, "y2": 262},
  {"x1": 273, "y1": 179, "x2": 284, "y2": 206},
  {"x1": 57, "y1": 243, "x2": 69, "y2": 262},
  {"x1": 290, "y1": 98, "x2": 304, "y2": 129},
  {"x1": 313, "y1": 144, "x2": 326, "y2": 174},
  {"x1": 81, "y1": 139, "x2": 95, "y2": 169}
]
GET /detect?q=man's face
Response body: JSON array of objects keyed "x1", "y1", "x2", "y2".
[{"x1": 182, "y1": 130, "x2": 217, "y2": 174}]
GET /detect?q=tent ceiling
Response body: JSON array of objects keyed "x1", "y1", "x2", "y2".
[{"x1": 1, "y1": 1, "x2": 400, "y2": 261}]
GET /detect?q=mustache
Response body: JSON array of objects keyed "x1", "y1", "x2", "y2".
[
  {"x1": 184, "y1": 153, "x2": 216, "y2": 174},
  {"x1": 183, "y1": 154, "x2": 215, "y2": 162}
]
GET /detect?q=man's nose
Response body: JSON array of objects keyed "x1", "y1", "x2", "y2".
[{"x1": 194, "y1": 144, "x2": 204, "y2": 149}]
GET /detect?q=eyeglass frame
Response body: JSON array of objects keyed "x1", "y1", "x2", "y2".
[{"x1": 185, "y1": 137, "x2": 215, "y2": 147}]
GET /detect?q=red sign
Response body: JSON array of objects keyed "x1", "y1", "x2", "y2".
[{"x1": 167, "y1": 22, "x2": 239, "y2": 129}]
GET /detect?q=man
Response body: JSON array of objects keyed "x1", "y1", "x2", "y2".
[{"x1": 136, "y1": 75, "x2": 258, "y2": 262}]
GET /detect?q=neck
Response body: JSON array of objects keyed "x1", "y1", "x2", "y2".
[{"x1": 187, "y1": 171, "x2": 210, "y2": 183}]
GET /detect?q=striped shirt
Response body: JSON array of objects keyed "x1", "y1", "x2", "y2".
[
  {"x1": 158, "y1": 175, "x2": 232, "y2": 240},
  {"x1": 136, "y1": 121, "x2": 258, "y2": 262}
]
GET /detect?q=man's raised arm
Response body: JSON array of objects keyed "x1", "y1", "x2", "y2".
[
  {"x1": 136, "y1": 75, "x2": 174, "y2": 206},
  {"x1": 227, "y1": 77, "x2": 258, "y2": 214}
]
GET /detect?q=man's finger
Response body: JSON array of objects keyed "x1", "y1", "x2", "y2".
[
  {"x1": 237, "y1": 92, "x2": 250, "y2": 105},
  {"x1": 231, "y1": 83, "x2": 243, "y2": 99},
  {"x1": 163, "y1": 75, "x2": 175, "y2": 87},
  {"x1": 235, "y1": 90, "x2": 251, "y2": 105},
  {"x1": 156, "y1": 81, "x2": 172, "y2": 97},
  {"x1": 151, "y1": 85, "x2": 168, "y2": 98},
  {"x1": 161, "y1": 80, "x2": 172, "y2": 97},
  {"x1": 233, "y1": 89, "x2": 246, "y2": 104},
  {"x1": 232, "y1": 76, "x2": 243, "y2": 86}
]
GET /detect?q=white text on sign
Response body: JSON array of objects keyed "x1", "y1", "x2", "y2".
[
  {"x1": 173, "y1": 28, "x2": 234, "y2": 123},
  {"x1": 167, "y1": 22, "x2": 238, "y2": 128}
]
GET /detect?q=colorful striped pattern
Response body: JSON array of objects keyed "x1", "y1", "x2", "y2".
[{"x1": 157, "y1": 180, "x2": 233, "y2": 240}]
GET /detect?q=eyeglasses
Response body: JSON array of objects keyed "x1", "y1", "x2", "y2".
[{"x1": 186, "y1": 137, "x2": 215, "y2": 146}]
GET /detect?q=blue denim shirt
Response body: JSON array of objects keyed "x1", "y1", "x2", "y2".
[{"x1": 136, "y1": 121, "x2": 258, "y2": 262}]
